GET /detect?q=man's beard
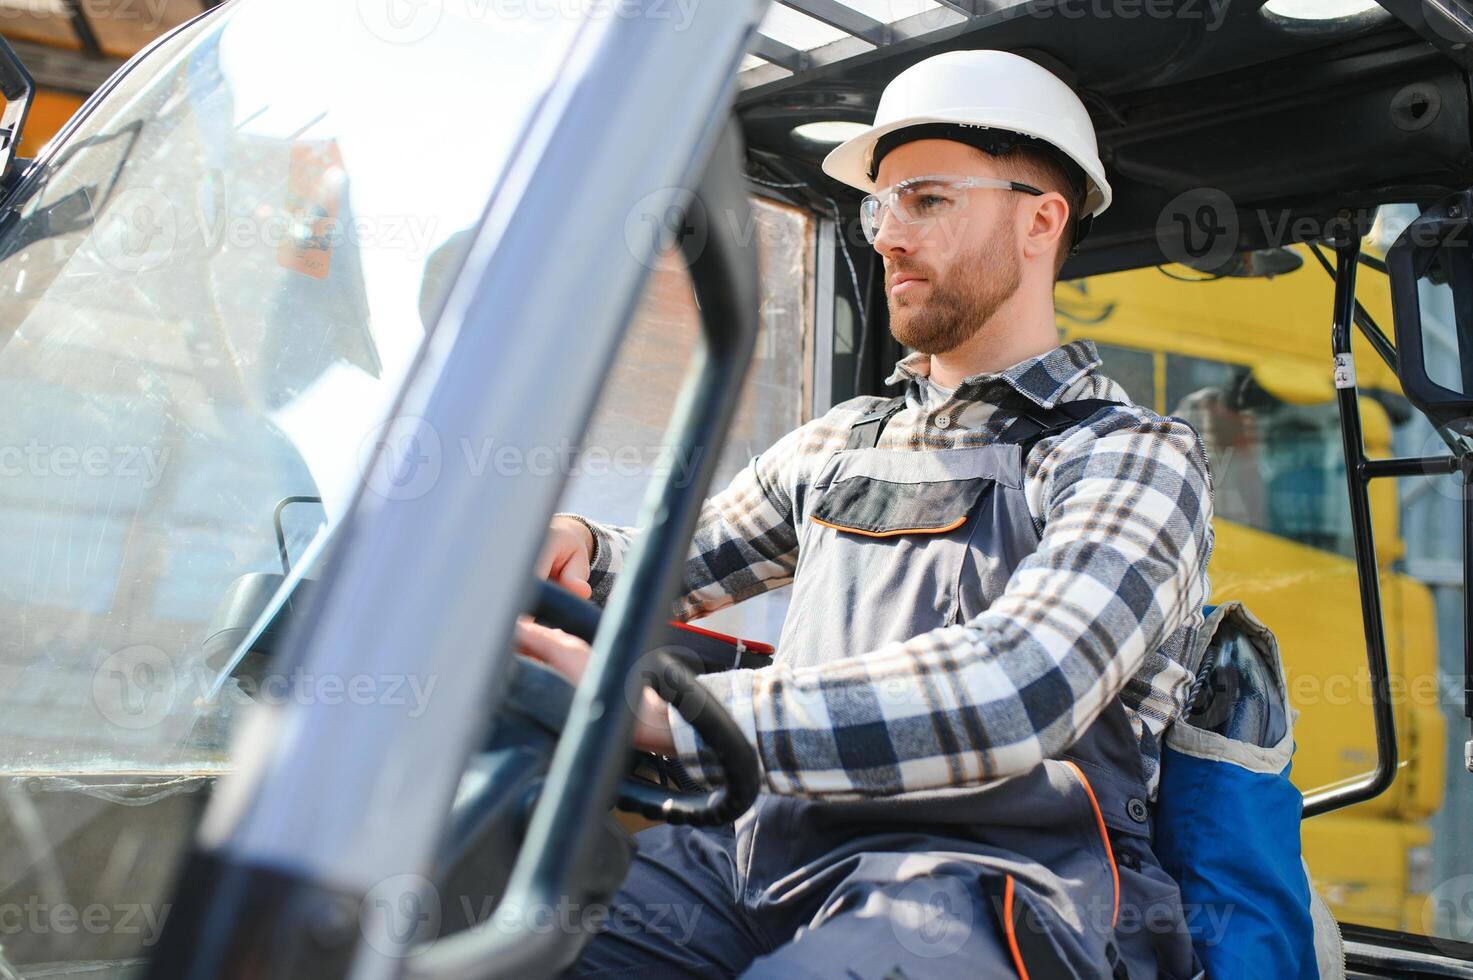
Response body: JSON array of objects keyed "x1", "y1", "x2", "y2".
[{"x1": 887, "y1": 227, "x2": 1022, "y2": 355}]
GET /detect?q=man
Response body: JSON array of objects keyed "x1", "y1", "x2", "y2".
[{"x1": 522, "y1": 50, "x2": 1214, "y2": 978}]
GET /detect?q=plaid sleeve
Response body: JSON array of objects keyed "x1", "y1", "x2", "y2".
[
  {"x1": 668, "y1": 411, "x2": 1215, "y2": 797},
  {"x1": 563, "y1": 420, "x2": 811, "y2": 618}
]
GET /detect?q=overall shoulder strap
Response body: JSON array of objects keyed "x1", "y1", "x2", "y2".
[
  {"x1": 996, "y1": 398, "x2": 1125, "y2": 454},
  {"x1": 844, "y1": 395, "x2": 907, "y2": 450}
]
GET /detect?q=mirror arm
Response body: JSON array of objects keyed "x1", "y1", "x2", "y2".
[
  {"x1": 1304, "y1": 234, "x2": 1402, "y2": 818},
  {"x1": 1310, "y1": 238, "x2": 1472, "y2": 461},
  {"x1": 1307, "y1": 241, "x2": 1401, "y2": 377},
  {"x1": 1465, "y1": 472, "x2": 1473, "y2": 774}
]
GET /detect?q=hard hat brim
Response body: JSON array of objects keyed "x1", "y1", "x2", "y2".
[{"x1": 821, "y1": 112, "x2": 1112, "y2": 219}]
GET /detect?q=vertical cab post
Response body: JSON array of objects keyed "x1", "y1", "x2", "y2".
[{"x1": 1304, "y1": 227, "x2": 1401, "y2": 817}]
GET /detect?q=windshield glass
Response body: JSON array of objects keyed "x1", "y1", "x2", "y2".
[{"x1": 0, "y1": 0, "x2": 583, "y2": 969}]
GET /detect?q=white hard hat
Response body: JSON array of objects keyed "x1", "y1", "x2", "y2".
[{"x1": 821, "y1": 49, "x2": 1112, "y2": 219}]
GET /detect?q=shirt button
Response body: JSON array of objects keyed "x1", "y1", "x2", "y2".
[{"x1": 935, "y1": 414, "x2": 951, "y2": 429}]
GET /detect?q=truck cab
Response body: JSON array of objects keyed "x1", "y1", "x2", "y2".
[{"x1": 0, "y1": 0, "x2": 1471, "y2": 977}]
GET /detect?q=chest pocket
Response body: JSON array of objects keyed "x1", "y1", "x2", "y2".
[
  {"x1": 778, "y1": 396, "x2": 1128, "y2": 660},
  {"x1": 797, "y1": 444, "x2": 1026, "y2": 641},
  {"x1": 809, "y1": 448, "x2": 1019, "y2": 536}
]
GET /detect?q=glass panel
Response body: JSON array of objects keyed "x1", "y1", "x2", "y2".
[
  {"x1": 558, "y1": 197, "x2": 814, "y2": 643},
  {"x1": 0, "y1": 0, "x2": 585, "y2": 970},
  {"x1": 1418, "y1": 248, "x2": 1471, "y2": 397},
  {"x1": 1383, "y1": 208, "x2": 1473, "y2": 946},
  {"x1": 82, "y1": 0, "x2": 201, "y2": 58},
  {"x1": 843, "y1": 0, "x2": 945, "y2": 20},
  {"x1": 1166, "y1": 352, "x2": 1356, "y2": 556},
  {"x1": 757, "y1": 4, "x2": 854, "y2": 50},
  {"x1": 0, "y1": 0, "x2": 80, "y2": 50},
  {"x1": 1056, "y1": 227, "x2": 1455, "y2": 937}
]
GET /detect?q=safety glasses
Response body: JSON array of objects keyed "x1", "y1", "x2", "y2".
[{"x1": 858, "y1": 174, "x2": 1044, "y2": 243}]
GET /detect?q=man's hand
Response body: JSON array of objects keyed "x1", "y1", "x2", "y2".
[
  {"x1": 514, "y1": 618, "x2": 675, "y2": 755},
  {"x1": 537, "y1": 516, "x2": 595, "y2": 600}
]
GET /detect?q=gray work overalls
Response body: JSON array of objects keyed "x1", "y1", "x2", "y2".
[{"x1": 571, "y1": 398, "x2": 1201, "y2": 980}]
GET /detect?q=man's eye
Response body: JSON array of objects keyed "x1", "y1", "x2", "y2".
[{"x1": 914, "y1": 193, "x2": 949, "y2": 213}]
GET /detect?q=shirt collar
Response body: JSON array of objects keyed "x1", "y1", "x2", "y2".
[{"x1": 884, "y1": 338, "x2": 1103, "y2": 410}]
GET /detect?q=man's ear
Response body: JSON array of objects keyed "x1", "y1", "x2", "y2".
[{"x1": 1019, "y1": 192, "x2": 1070, "y2": 264}]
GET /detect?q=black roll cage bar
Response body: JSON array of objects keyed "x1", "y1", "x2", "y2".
[{"x1": 1289, "y1": 227, "x2": 1472, "y2": 816}]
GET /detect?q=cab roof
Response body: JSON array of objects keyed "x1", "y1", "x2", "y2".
[{"x1": 738, "y1": 0, "x2": 1473, "y2": 276}]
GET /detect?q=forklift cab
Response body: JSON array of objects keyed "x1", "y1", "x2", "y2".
[{"x1": 1, "y1": 0, "x2": 1473, "y2": 977}]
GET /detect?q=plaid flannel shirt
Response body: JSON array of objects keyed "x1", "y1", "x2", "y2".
[{"x1": 573, "y1": 338, "x2": 1215, "y2": 800}]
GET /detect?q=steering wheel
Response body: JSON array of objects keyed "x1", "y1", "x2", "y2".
[{"x1": 506, "y1": 579, "x2": 761, "y2": 826}]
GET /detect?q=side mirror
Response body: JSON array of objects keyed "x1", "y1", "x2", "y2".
[
  {"x1": 1387, "y1": 189, "x2": 1473, "y2": 435},
  {"x1": 0, "y1": 34, "x2": 33, "y2": 192}
]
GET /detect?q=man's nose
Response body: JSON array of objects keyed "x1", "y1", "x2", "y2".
[{"x1": 871, "y1": 206, "x2": 912, "y2": 257}]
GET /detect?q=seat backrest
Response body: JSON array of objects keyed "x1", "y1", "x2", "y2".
[
  {"x1": 1183, "y1": 602, "x2": 1290, "y2": 748},
  {"x1": 1157, "y1": 601, "x2": 1344, "y2": 980}
]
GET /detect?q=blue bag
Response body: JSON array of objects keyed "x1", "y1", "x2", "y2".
[{"x1": 1153, "y1": 601, "x2": 1342, "y2": 979}]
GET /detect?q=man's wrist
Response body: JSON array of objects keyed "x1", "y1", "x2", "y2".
[{"x1": 553, "y1": 512, "x2": 600, "y2": 568}]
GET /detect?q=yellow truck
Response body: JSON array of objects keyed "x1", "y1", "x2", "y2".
[{"x1": 1057, "y1": 247, "x2": 1447, "y2": 930}]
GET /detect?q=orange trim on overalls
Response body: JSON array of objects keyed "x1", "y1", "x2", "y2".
[
  {"x1": 1003, "y1": 874, "x2": 1030, "y2": 980},
  {"x1": 809, "y1": 514, "x2": 969, "y2": 538},
  {"x1": 1063, "y1": 760, "x2": 1120, "y2": 929}
]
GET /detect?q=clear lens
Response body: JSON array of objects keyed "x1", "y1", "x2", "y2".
[
  {"x1": 860, "y1": 194, "x2": 877, "y2": 241},
  {"x1": 860, "y1": 194, "x2": 882, "y2": 243},
  {"x1": 897, "y1": 183, "x2": 964, "y2": 222},
  {"x1": 861, "y1": 179, "x2": 978, "y2": 243}
]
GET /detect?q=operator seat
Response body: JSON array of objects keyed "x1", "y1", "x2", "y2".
[{"x1": 1165, "y1": 602, "x2": 1345, "y2": 980}]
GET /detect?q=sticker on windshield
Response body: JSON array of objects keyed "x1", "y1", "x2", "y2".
[{"x1": 278, "y1": 140, "x2": 343, "y2": 280}]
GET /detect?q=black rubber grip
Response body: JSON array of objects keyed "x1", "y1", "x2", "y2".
[{"x1": 613, "y1": 649, "x2": 760, "y2": 826}]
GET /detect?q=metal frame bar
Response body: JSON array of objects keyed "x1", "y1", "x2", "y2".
[
  {"x1": 1362, "y1": 455, "x2": 1461, "y2": 479},
  {"x1": 739, "y1": 6, "x2": 967, "y2": 88},
  {"x1": 811, "y1": 213, "x2": 836, "y2": 418},
  {"x1": 408, "y1": 121, "x2": 762, "y2": 980},
  {"x1": 1304, "y1": 236, "x2": 1401, "y2": 818},
  {"x1": 1308, "y1": 242, "x2": 1401, "y2": 375},
  {"x1": 777, "y1": 0, "x2": 888, "y2": 44},
  {"x1": 1308, "y1": 234, "x2": 1473, "y2": 765},
  {"x1": 147, "y1": 3, "x2": 769, "y2": 977},
  {"x1": 1, "y1": 37, "x2": 122, "y2": 97},
  {"x1": 1465, "y1": 477, "x2": 1473, "y2": 749},
  {"x1": 750, "y1": 32, "x2": 808, "y2": 72},
  {"x1": 64, "y1": 0, "x2": 103, "y2": 58}
]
